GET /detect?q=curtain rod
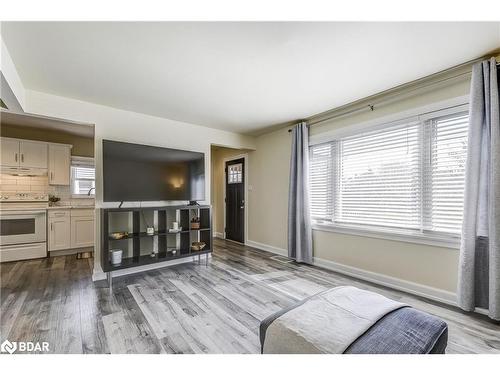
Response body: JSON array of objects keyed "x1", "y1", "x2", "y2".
[{"x1": 288, "y1": 54, "x2": 499, "y2": 133}]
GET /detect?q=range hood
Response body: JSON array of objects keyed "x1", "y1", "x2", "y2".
[{"x1": 0, "y1": 166, "x2": 48, "y2": 177}]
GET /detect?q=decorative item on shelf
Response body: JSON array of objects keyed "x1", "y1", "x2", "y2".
[
  {"x1": 191, "y1": 241, "x2": 206, "y2": 251},
  {"x1": 141, "y1": 210, "x2": 155, "y2": 235},
  {"x1": 191, "y1": 217, "x2": 200, "y2": 229},
  {"x1": 110, "y1": 231, "x2": 128, "y2": 240},
  {"x1": 48, "y1": 194, "x2": 61, "y2": 206},
  {"x1": 167, "y1": 247, "x2": 178, "y2": 255},
  {"x1": 111, "y1": 250, "x2": 123, "y2": 265},
  {"x1": 168, "y1": 221, "x2": 181, "y2": 233}
]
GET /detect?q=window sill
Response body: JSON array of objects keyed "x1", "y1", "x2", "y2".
[{"x1": 312, "y1": 222, "x2": 460, "y2": 249}]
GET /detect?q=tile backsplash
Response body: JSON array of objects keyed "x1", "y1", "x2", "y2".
[
  {"x1": 0, "y1": 173, "x2": 94, "y2": 206},
  {"x1": 0, "y1": 173, "x2": 49, "y2": 193}
]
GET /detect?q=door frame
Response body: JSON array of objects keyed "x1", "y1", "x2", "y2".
[{"x1": 222, "y1": 153, "x2": 249, "y2": 245}]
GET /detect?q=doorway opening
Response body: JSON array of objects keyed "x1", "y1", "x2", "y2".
[{"x1": 210, "y1": 146, "x2": 248, "y2": 245}]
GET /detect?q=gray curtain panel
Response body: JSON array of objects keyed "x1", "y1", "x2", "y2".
[
  {"x1": 288, "y1": 122, "x2": 313, "y2": 264},
  {"x1": 458, "y1": 57, "x2": 500, "y2": 320}
]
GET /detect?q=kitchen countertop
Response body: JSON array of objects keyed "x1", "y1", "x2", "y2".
[{"x1": 47, "y1": 206, "x2": 95, "y2": 210}]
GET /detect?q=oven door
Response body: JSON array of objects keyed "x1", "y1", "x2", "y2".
[{"x1": 0, "y1": 210, "x2": 46, "y2": 245}]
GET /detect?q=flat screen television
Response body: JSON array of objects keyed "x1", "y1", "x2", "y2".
[{"x1": 102, "y1": 140, "x2": 205, "y2": 202}]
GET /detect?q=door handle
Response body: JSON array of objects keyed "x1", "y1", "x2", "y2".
[
  {"x1": 21, "y1": 154, "x2": 24, "y2": 163},
  {"x1": 15, "y1": 153, "x2": 18, "y2": 162},
  {"x1": 50, "y1": 172, "x2": 54, "y2": 181},
  {"x1": 51, "y1": 223, "x2": 53, "y2": 231}
]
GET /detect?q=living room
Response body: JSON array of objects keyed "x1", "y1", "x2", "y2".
[{"x1": 1, "y1": 2, "x2": 500, "y2": 373}]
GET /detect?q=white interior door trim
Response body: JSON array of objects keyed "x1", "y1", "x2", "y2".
[{"x1": 222, "y1": 153, "x2": 249, "y2": 245}]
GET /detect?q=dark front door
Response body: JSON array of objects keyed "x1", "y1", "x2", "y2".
[{"x1": 225, "y1": 158, "x2": 244, "y2": 243}]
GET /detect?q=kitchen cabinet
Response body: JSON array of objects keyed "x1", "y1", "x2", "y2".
[
  {"x1": 0, "y1": 138, "x2": 20, "y2": 167},
  {"x1": 48, "y1": 208, "x2": 95, "y2": 251},
  {"x1": 70, "y1": 209, "x2": 95, "y2": 248},
  {"x1": 48, "y1": 210, "x2": 71, "y2": 251},
  {"x1": 19, "y1": 140, "x2": 48, "y2": 168},
  {"x1": 0, "y1": 138, "x2": 48, "y2": 168},
  {"x1": 48, "y1": 144, "x2": 71, "y2": 185}
]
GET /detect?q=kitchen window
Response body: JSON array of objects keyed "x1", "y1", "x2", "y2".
[
  {"x1": 309, "y1": 105, "x2": 468, "y2": 246},
  {"x1": 71, "y1": 156, "x2": 95, "y2": 197}
]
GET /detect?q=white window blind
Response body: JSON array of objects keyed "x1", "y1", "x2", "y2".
[
  {"x1": 309, "y1": 109, "x2": 468, "y2": 237},
  {"x1": 337, "y1": 123, "x2": 421, "y2": 229},
  {"x1": 310, "y1": 142, "x2": 335, "y2": 220},
  {"x1": 426, "y1": 113, "x2": 468, "y2": 234},
  {"x1": 71, "y1": 157, "x2": 95, "y2": 196}
]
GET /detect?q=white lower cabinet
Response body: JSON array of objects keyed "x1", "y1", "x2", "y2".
[
  {"x1": 70, "y1": 209, "x2": 95, "y2": 248},
  {"x1": 48, "y1": 209, "x2": 94, "y2": 251},
  {"x1": 48, "y1": 210, "x2": 71, "y2": 251}
]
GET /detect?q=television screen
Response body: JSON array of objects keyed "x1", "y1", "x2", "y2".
[{"x1": 102, "y1": 140, "x2": 205, "y2": 202}]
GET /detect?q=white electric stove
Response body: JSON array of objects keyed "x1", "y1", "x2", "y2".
[{"x1": 0, "y1": 192, "x2": 49, "y2": 262}]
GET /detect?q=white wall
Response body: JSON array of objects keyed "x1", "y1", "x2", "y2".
[
  {"x1": 25, "y1": 90, "x2": 256, "y2": 277},
  {"x1": 247, "y1": 77, "x2": 471, "y2": 301}
]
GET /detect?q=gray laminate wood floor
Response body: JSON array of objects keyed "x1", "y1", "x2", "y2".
[{"x1": 1, "y1": 238, "x2": 499, "y2": 354}]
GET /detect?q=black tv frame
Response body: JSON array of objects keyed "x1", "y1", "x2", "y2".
[{"x1": 102, "y1": 139, "x2": 205, "y2": 203}]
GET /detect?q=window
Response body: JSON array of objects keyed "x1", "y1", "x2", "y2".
[
  {"x1": 310, "y1": 107, "x2": 468, "y2": 239},
  {"x1": 71, "y1": 157, "x2": 95, "y2": 197},
  {"x1": 228, "y1": 163, "x2": 243, "y2": 184}
]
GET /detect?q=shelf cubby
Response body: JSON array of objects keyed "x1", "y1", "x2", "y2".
[{"x1": 101, "y1": 204, "x2": 212, "y2": 272}]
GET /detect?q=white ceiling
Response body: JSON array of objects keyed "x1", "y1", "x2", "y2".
[{"x1": 2, "y1": 22, "x2": 499, "y2": 135}]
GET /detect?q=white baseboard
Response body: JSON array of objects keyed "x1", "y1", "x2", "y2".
[
  {"x1": 312, "y1": 257, "x2": 457, "y2": 307},
  {"x1": 243, "y1": 240, "x2": 457, "y2": 307},
  {"x1": 213, "y1": 232, "x2": 224, "y2": 239},
  {"x1": 246, "y1": 240, "x2": 288, "y2": 257},
  {"x1": 92, "y1": 267, "x2": 106, "y2": 281}
]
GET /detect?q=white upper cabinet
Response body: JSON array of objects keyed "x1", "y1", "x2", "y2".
[
  {"x1": 1, "y1": 138, "x2": 48, "y2": 169},
  {"x1": 19, "y1": 140, "x2": 48, "y2": 168},
  {"x1": 49, "y1": 144, "x2": 71, "y2": 185},
  {"x1": 1, "y1": 138, "x2": 72, "y2": 181},
  {"x1": 1, "y1": 138, "x2": 21, "y2": 167}
]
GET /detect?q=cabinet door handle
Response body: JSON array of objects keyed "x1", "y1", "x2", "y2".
[
  {"x1": 21, "y1": 154, "x2": 24, "y2": 163},
  {"x1": 50, "y1": 172, "x2": 54, "y2": 181},
  {"x1": 51, "y1": 223, "x2": 53, "y2": 231},
  {"x1": 15, "y1": 153, "x2": 18, "y2": 162}
]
